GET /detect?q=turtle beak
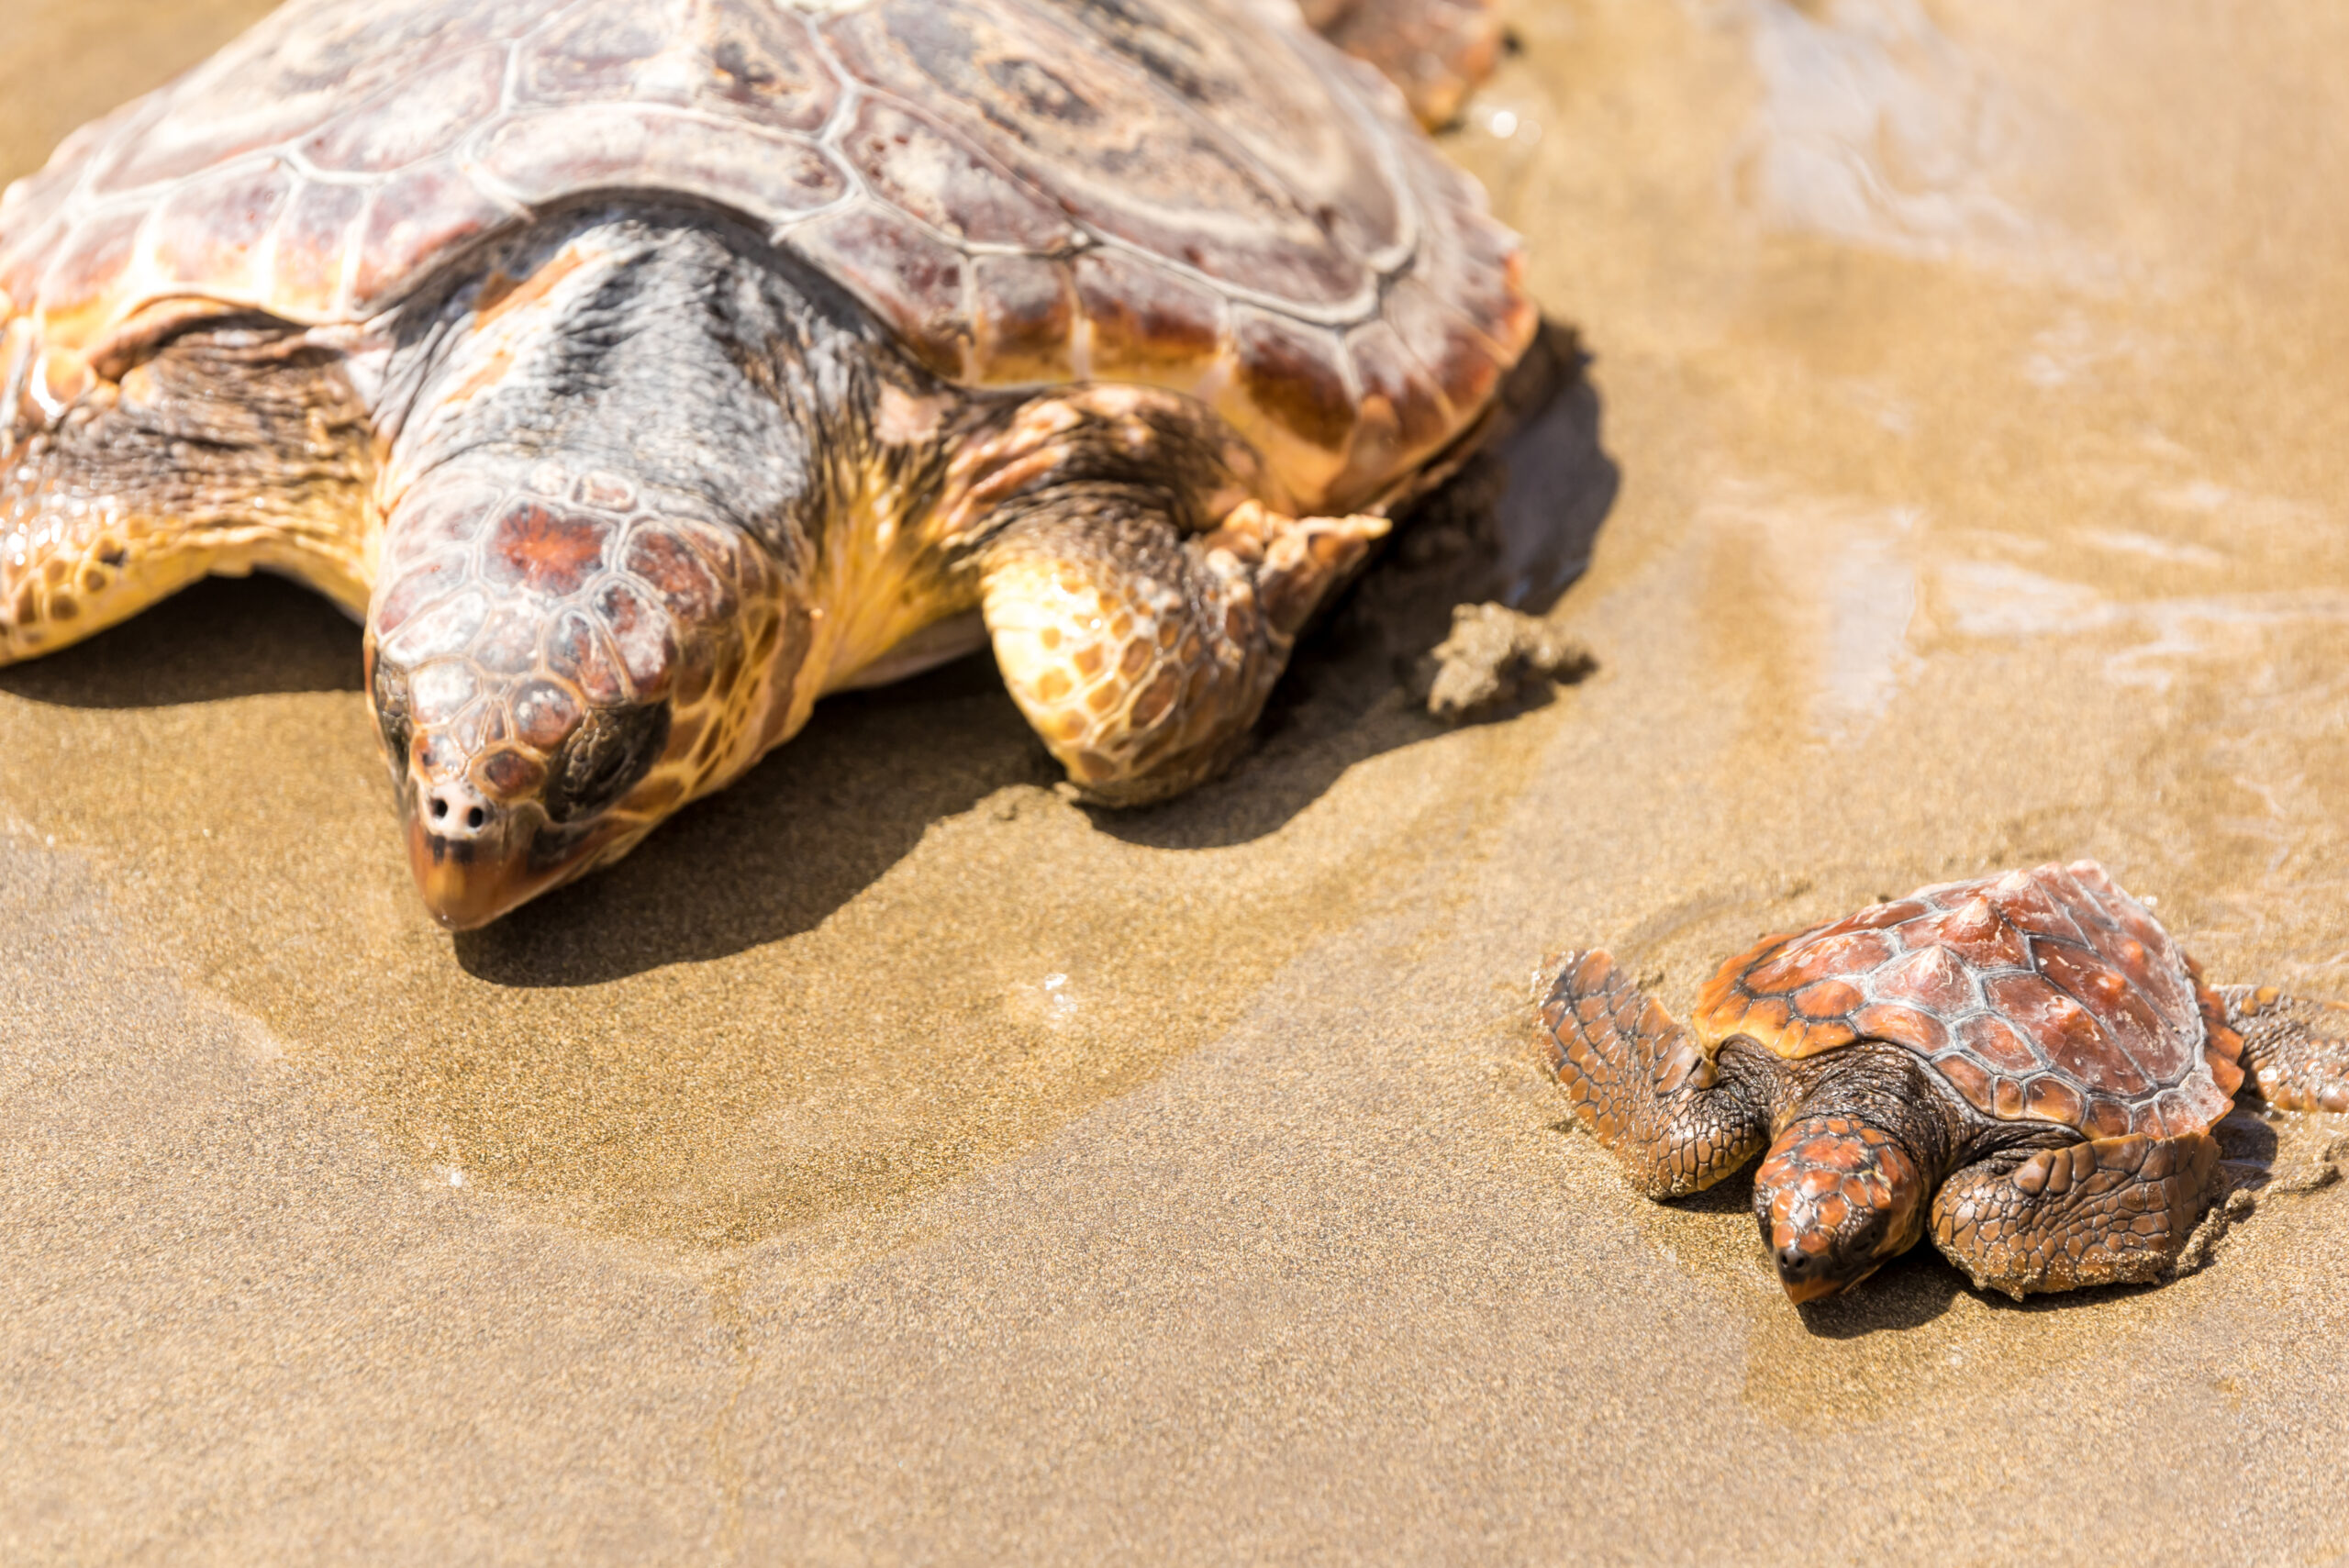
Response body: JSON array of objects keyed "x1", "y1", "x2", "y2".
[
  {"x1": 404, "y1": 776, "x2": 547, "y2": 929},
  {"x1": 1776, "y1": 1259, "x2": 1885, "y2": 1307}
]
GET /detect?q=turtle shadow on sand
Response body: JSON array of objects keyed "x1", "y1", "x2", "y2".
[
  {"x1": 1647, "y1": 1168, "x2": 1959, "y2": 1339},
  {"x1": 453, "y1": 653, "x2": 1054, "y2": 985},
  {"x1": 0, "y1": 574, "x2": 364, "y2": 706}
]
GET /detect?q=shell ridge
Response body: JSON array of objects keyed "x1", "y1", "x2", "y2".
[
  {"x1": 1324, "y1": 52, "x2": 1422, "y2": 276},
  {"x1": 2015, "y1": 866, "x2": 2216, "y2": 1129},
  {"x1": 1384, "y1": 149, "x2": 1519, "y2": 359},
  {"x1": 814, "y1": 83, "x2": 1087, "y2": 252},
  {"x1": 796, "y1": 8, "x2": 872, "y2": 144},
  {"x1": 463, "y1": 103, "x2": 860, "y2": 286},
  {"x1": 2096, "y1": 929, "x2": 2210, "y2": 1101},
  {"x1": 1975, "y1": 908, "x2": 2048, "y2": 1082},
  {"x1": 1345, "y1": 313, "x2": 1459, "y2": 424},
  {"x1": 811, "y1": 9, "x2": 1389, "y2": 337},
  {"x1": 822, "y1": 0, "x2": 1383, "y2": 316},
  {"x1": 2055, "y1": 868, "x2": 2210, "y2": 1097},
  {"x1": 333, "y1": 183, "x2": 375, "y2": 319},
  {"x1": 1391, "y1": 255, "x2": 1514, "y2": 364},
  {"x1": 1081, "y1": 232, "x2": 1379, "y2": 328},
  {"x1": 1036, "y1": 0, "x2": 1412, "y2": 280},
  {"x1": 2030, "y1": 930, "x2": 2169, "y2": 1101},
  {"x1": 2074, "y1": 871, "x2": 2193, "y2": 1025},
  {"x1": 24, "y1": 95, "x2": 171, "y2": 251}
]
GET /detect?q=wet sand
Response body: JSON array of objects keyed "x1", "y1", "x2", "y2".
[{"x1": 6, "y1": 0, "x2": 2349, "y2": 1560}]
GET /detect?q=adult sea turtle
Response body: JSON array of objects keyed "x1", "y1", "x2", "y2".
[
  {"x1": 0, "y1": 0, "x2": 1532, "y2": 926},
  {"x1": 1540, "y1": 861, "x2": 2349, "y2": 1301}
]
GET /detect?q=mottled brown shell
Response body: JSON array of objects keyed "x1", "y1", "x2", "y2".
[
  {"x1": 0, "y1": 0, "x2": 1532, "y2": 513},
  {"x1": 1696, "y1": 860, "x2": 2245, "y2": 1139}
]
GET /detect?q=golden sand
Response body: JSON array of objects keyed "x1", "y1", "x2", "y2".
[{"x1": 5, "y1": 0, "x2": 2347, "y2": 1558}]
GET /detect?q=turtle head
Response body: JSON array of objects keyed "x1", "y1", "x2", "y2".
[
  {"x1": 1752, "y1": 1114, "x2": 1928, "y2": 1304},
  {"x1": 365, "y1": 471, "x2": 792, "y2": 929}
]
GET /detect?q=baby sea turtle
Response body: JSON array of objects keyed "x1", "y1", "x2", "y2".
[
  {"x1": 1540, "y1": 861, "x2": 2349, "y2": 1302},
  {"x1": 0, "y1": 0, "x2": 1531, "y2": 927}
]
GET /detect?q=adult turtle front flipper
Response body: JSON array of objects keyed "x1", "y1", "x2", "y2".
[
  {"x1": 1539, "y1": 862, "x2": 2349, "y2": 1304},
  {"x1": 981, "y1": 490, "x2": 1386, "y2": 806},
  {"x1": 0, "y1": 312, "x2": 374, "y2": 660},
  {"x1": 0, "y1": 0, "x2": 1533, "y2": 926}
]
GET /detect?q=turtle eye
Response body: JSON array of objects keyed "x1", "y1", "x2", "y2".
[
  {"x1": 542, "y1": 701, "x2": 671, "y2": 823},
  {"x1": 372, "y1": 658, "x2": 413, "y2": 771}
]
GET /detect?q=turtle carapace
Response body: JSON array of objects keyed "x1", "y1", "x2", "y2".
[{"x1": 1541, "y1": 862, "x2": 2349, "y2": 1302}]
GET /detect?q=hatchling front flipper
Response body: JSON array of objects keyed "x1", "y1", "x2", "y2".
[
  {"x1": 1931, "y1": 976, "x2": 2349, "y2": 1298},
  {"x1": 1929, "y1": 1132, "x2": 2221, "y2": 1298},
  {"x1": 977, "y1": 486, "x2": 1386, "y2": 807},
  {"x1": 1537, "y1": 951, "x2": 1771, "y2": 1198}
]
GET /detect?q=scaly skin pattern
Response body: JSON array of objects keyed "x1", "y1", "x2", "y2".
[
  {"x1": 365, "y1": 457, "x2": 796, "y2": 925},
  {"x1": 984, "y1": 495, "x2": 1386, "y2": 804},
  {"x1": 1754, "y1": 1114, "x2": 1928, "y2": 1302},
  {"x1": 2215, "y1": 985, "x2": 2349, "y2": 1112},
  {"x1": 1539, "y1": 951, "x2": 1767, "y2": 1199},
  {"x1": 1541, "y1": 860, "x2": 2349, "y2": 1302},
  {"x1": 1930, "y1": 1132, "x2": 2219, "y2": 1298},
  {"x1": 0, "y1": 317, "x2": 376, "y2": 659},
  {"x1": 0, "y1": 0, "x2": 1531, "y2": 926}
]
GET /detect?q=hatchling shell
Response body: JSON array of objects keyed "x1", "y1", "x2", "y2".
[
  {"x1": 1694, "y1": 860, "x2": 2245, "y2": 1140},
  {"x1": 0, "y1": 0, "x2": 1533, "y2": 511}
]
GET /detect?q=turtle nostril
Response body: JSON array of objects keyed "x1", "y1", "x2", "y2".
[
  {"x1": 1776, "y1": 1244, "x2": 1809, "y2": 1277},
  {"x1": 420, "y1": 785, "x2": 496, "y2": 840}
]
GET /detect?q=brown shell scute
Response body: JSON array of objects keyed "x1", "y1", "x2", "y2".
[
  {"x1": 1696, "y1": 861, "x2": 2234, "y2": 1138},
  {"x1": 0, "y1": 0, "x2": 1532, "y2": 514}
]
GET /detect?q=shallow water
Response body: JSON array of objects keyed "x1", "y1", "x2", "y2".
[{"x1": 6, "y1": 0, "x2": 2349, "y2": 1560}]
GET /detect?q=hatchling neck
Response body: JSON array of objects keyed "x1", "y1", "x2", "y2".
[{"x1": 1758, "y1": 1040, "x2": 1967, "y2": 1178}]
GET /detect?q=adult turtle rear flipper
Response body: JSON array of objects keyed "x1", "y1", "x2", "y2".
[
  {"x1": 2215, "y1": 985, "x2": 2349, "y2": 1112},
  {"x1": 1537, "y1": 951, "x2": 1769, "y2": 1198},
  {"x1": 0, "y1": 313, "x2": 373, "y2": 662}
]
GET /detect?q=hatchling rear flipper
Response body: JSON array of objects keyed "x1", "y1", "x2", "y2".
[
  {"x1": 2214, "y1": 985, "x2": 2349, "y2": 1112},
  {"x1": 1537, "y1": 951, "x2": 1770, "y2": 1198},
  {"x1": 1929, "y1": 1133, "x2": 2221, "y2": 1299}
]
